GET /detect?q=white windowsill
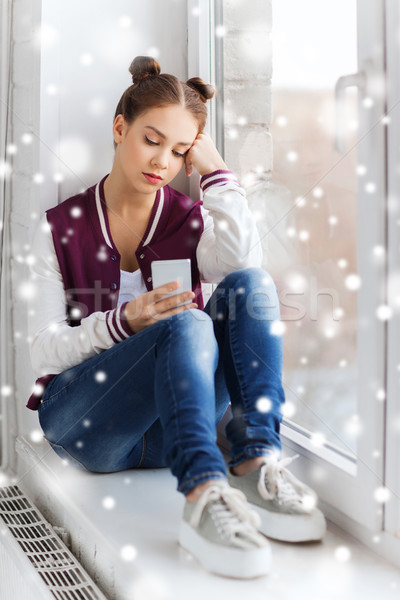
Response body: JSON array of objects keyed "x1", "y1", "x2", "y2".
[{"x1": 12, "y1": 435, "x2": 400, "y2": 600}]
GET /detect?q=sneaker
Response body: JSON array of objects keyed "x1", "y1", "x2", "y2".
[
  {"x1": 228, "y1": 454, "x2": 327, "y2": 543},
  {"x1": 179, "y1": 480, "x2": 272, "y2": 579}
]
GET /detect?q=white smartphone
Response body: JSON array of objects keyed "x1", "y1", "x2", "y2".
[{"x1": 151, "y1": 259, "x2": 192, "y2": 306}]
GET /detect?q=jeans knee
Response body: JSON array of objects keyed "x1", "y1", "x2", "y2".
[
  {"x1": 171, "y1": 307, "x2": 214, "y2": 327},
  {"x1": 168, "y1": 308, "x2": 218, "y2": 351},
  {"x1": 223, "y1": 268, "x2": 277, "y2": 295},
  {"x1": 221, "y1": 268, "x2": 280, "y2": 320}
]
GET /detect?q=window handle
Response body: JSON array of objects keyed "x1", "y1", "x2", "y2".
[{"x1": 334, "y1": 70, "x2": 367, "y2": 153}]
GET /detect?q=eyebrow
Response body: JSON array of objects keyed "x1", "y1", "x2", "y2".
[{"x1": 144, "y1": 125, "x2": 192, "y2": 147}]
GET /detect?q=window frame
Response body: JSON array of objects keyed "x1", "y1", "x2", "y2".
[{"x1": 209, "y1": 0, "x2": 400, "y2": 565}]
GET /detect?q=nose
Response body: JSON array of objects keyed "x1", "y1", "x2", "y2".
[{"x1": 151, "y1": 147, "x2": 168, "y2": 170}]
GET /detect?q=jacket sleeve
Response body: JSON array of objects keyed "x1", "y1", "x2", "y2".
[
  {"x1": 28, "y1": 214, "x2": 134, "y2": 377},
  {"x1": 196, "y1": 170, "x2": 263, "y2": 283}
]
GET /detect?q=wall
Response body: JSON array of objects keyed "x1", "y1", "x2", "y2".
[{"x1": 222, "y1": 0, "x2": 272, "y2": 177}]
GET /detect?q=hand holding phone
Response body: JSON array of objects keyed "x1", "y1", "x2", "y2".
[
  {"x1": 151, "y1": 259, "x2": 192, "y2": 306},
  {"x1": 122, "y1": 259, "x2": 196, "y2": 334}
]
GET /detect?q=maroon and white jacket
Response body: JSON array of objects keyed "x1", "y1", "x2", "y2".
[{"x1": 27, "y1": 170, "x2": 262, "y2": 410}]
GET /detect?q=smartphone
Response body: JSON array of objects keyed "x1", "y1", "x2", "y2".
[{"x1": 151, "y1": 259, "x2": 192, "y2": 306}]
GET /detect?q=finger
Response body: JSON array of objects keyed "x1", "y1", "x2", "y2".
[
  {"x1": 150, "y1": 302, "x2": 198, "y2": 322},
  {"x1": 154, "y1": 290, "x2": 195, "y2": 311},
  {"x1": 185, "y1": 159, "x2": 193, "y2": 176},
  {"x1": 151, "y1": 281, "x2": 181, "y2": 300}
]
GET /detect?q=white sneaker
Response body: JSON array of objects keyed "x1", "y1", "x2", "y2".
[
  {"x1": 228, "y1": 454, "x2": 327, "y2": 542},
  {"x1": 179, "y1": 480, "x2": 271, "y2": 578}
]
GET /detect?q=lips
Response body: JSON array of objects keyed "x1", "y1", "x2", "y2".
[{"x1": 143, "y1": 172, "x2": 163, "y2": 184}]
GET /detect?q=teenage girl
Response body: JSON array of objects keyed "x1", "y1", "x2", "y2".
[{"x1": 28, "y1": 56, "x2": 326, "y2": 579}]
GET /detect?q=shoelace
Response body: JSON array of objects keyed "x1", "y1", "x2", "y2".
[
  {"x1": 257, "y1": 454, "x2": 318, "y2": 511},
  {"x1": 189, "y1": 484, "x2": 263, "y2": 549}
]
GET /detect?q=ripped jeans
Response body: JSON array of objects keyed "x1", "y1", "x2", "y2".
[{"x1": 38, "y1": 268, "x2": 285, "y2": 494}]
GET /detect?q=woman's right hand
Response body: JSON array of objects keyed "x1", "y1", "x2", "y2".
[{"x1": 123, "y1": 281, "x2": 198, "y2": 333}]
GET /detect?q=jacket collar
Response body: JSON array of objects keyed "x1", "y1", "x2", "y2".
[{"x1": 94, "y1": 175, "x2": 165, "y2": 250}]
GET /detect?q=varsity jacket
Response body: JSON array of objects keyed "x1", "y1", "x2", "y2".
[{"x1": 27, "y1": 170, "x2": 262, "y2": 410}]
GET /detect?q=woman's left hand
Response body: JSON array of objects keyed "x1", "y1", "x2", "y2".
[{"x1": 185, "y1": 132, "x2": 228, "y2": 177}]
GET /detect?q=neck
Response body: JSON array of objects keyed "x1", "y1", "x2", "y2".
[{"x1": 104, "y1": 166, "x2": 157, "y2": 216}]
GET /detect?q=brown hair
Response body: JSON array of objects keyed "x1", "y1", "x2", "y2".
[{"x1": 113, "y1": 56, "x2": 215, "y2": 147}]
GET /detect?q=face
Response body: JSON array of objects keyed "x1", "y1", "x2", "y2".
[{"x1": 113, "y1": 104, "x2": 199, "y2": 195}]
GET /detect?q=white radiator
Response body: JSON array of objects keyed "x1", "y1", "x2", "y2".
[{"x1": 0, "y1": 485, "x2": 109, "y2": 600}]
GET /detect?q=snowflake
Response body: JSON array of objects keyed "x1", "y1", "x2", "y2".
[
  {"x1": 344, "y1": 414, "x2": 362, "y2": 437},
  {"x1": 256, "y1": 397, "x2": 272, "y2": 413},
  {"x1": 286, "y1": 151, "x2": 298, "y2": 162},
  {"x1": 312, "y1": 186, "x2": 324, "y2": 198},
  {"x1": 376, "y1": 389, "x2": 386, "y2": 401},
  {"x1": 33, "y1": 173, "x2": 45, "y2": 184},
  {"x1": 21, "y1": 133, "x2": 33, "y2": 145},
  {"x1": 365, "y1": 182, "x2": 376, "y2": 194},
  {"x1": 334, "y1": 546, "x2": 351, "y2": 562},
  {"x1": 146, "y1": 46, "x2": 160, "y2": 59},
  {"x1": 30, "y1": 430, "x2": 43, "y2": 443},
  {"x1": 102, "y1": 496, "x2": 116, "y2": 510},
  {"x1": 363, "y1": 97, "x2": 374, "y2": 108},
  {"x1": 373, "y1": 486, "x2": 391, "y2": 503},
  {"x1": 310, "y1": 432, "x2": 326, "y2": 448},
  {"x1": 356, "y1": 164, "x2": 367, "y2": 176},
  {"x1": 345, "y1": 274, "x2": 361, "y2": 291},
  {"x1": 215, "y1": 25, "x2": 227, "y2": 38},
  {"x1": 276, "y1": 115, "x2": 288, "y2": 127},
  {"x1": 119, "y1": 16, "x2": 132, "y2": 28},
  {"x1": 94, "y1": 370, "x2": 107, "y2": 383},
  {"x1": 46, "y1": 84, "x2": 58, "y2": 96},
  {"x1": 376, "y1": 305, "x2": 392, "y2": 321},
  {"x1": 120, "y1": 545, "x2": 137, "y2": 561},
  {"x1": 70, "y1": 206, "x2": 82, "y2": 218},
  {"x1": 80, "y1": 53, "x2": 93, "y2": 66},
  {"x1": 270, "y1": 320, "x2": 286, "y2": 336},
  {"x1": 281, "y1": 401, "x2": 296, "y2": 418}
]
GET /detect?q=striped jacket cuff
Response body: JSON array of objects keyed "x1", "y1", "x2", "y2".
[
  {"x1": 105, "y1": 301, "x2": 134, "y2": 343},
  {"x1": 200, "y1": 170, "x2": 239, "y2": 192}
]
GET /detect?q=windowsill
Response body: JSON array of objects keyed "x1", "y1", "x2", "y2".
[{"x1": 14, "y1": 435, "x2": 400, "y2": 600}]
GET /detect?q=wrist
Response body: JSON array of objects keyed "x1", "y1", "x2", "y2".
[{"x1": 199, "y1": 163, "x2": 229, "y2": 177}]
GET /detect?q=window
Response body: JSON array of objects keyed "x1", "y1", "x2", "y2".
[{"x1": 217, "y1": 0, "x2": 400, "y2": 557}]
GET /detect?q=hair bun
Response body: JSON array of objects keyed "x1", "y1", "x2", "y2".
[
  {"x1": 185, "y1": 77, "x2": 215, "y2": 103},
  {"x1": 129, "y1": 56, "x2": 161, "y2": 84}
]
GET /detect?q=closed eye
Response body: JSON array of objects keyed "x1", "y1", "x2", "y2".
[
  {"x1": 145, "y1": 135, "x2": 186, "y2": 159},
  {"x1": 145, "y1": 135, "x2": 158, "y2": 146}
]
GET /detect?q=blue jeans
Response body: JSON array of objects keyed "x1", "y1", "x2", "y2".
[{"x1": 38, "y1": 268, "x2": 285, "y2": 494}]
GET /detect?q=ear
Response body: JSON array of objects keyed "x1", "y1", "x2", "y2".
[{"x1": 112, "y1": 115, "x2": 126, "y2": 145}]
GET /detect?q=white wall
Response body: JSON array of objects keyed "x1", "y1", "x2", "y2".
[{"x1": 39, "y1": 0, "x2": 189, "y2": 212}]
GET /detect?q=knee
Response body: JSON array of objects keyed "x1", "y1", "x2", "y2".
[
  {"x1": 172, "y1": 307, "x2": 214, "y2": 327},
  {"x1": 223, "y1": 267, "x2": 277, "y2": 295},
  {"x1": 168, "y1": 308, "x2": 216, "y2": 339}
]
